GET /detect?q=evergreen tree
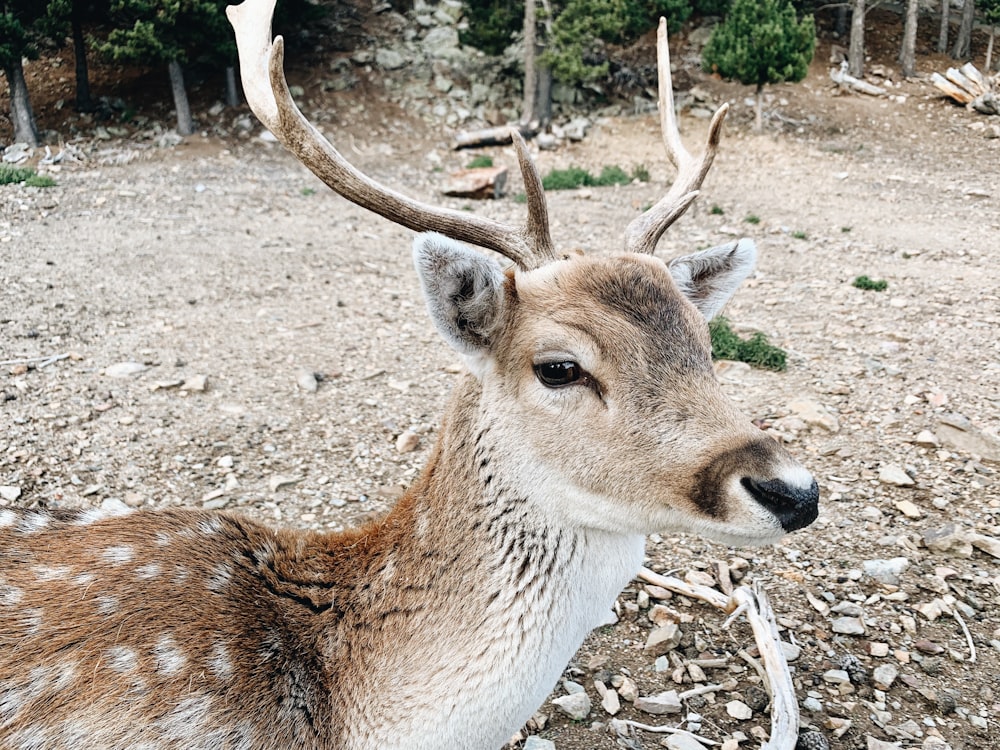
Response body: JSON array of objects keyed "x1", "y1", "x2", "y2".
[
  {"x1": 702, "y1": 0, "x2": 815, "y2": 130},
  {"x1": 0, "y1": 1, "x2": 67, "y2": 146}
]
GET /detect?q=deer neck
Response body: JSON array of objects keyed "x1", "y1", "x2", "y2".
[{"x1": 337, "y1": 375, "x2": 645, "y2": 749}]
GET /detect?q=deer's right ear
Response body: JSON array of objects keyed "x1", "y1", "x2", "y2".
[{"x1": 414, "y1": 233, "x2": 506, "y2": 362}]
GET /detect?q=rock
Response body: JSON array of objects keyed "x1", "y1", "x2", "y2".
[
  {"x1": 894, "y1": 500, "x2": 922, "y2": 518},
  {"x1": 536, "y1": 133, "x2": 559, "y2": 150},
  {"x1": 866, "y1": 738, "x2": 902, "y2": 750},
  {"x1": 665, "y1": 734, "x2": 709, "y2": 750},
  {"x1": 788, "y1": 399, "x2": 840, "y2": 432},
  {"x1": 180, "y1": 374, "x2": 207, "y2": 392},
  {"x1": 0, "y1": 485, "x2": 21, "y2": 502},
  {"x1": 780, "y1": 641, "x2": 802, "y2": 661},
  {"x1": 564, "y1": 117, "x2": 591, "y2": 142},
  {"x1": 822, "y1": 669, "x2": 851, "y2": 685},
  {"x1": 923, "y1": 524, "x2": 972, "y2": 556},
  {"x1": 217, "y1": 455, "x2": 234, "y2": 469},
  {"x1": 296, "y1": 369, "x2": 318, "y2": 392},
  {"x1": 644, "y1": 622, "x2": 682, "y2": 655},
  {"x1": 634, "y1": 690, "x2": 682, "y2": 715},
  {"x1": 552, "y1": 691, "x2": 590, "y2": 720},
  {"x1": 523, "y1": 738, "x2": 555, "y2": 750},
  {"x1": 600, "y1": 687, "x2": 620, "y2": 715},
  {"x1": 421, "y1": 26, "x2": 460, "y2": 58},
  {"x1": 879, "y1": 464, "x2": 914, "y2": 486},
  {"x1": 796, "y1": 732, "x2": 831, "y2": 750},
  {"x1": 831, "y1": 617, "x2": 866, "y2": 635},
  {"x1": 863, "y1": 557, "x2": 909, "y2": 585},
  {"x1": 936, "y1": 421, "x2": 1000, "y2": 463},
  {"x1": 726, "y1": 700, "x2": 753, "y2": 720},
  {"x1": 968, "y1": 533, "x2": 1000, "y2": 559},
  {"x1": 442, "y1": 166, "x2": 508, "y2": 199},
  {"x1": 2, "y1": 143, "x2": 31, "y2": 163},
  {"x1": 872, "y1": 663, "x2": 899, "y2": 690},
  {"x1": 616, "y1": 676, "x2": 638, "y2": 703},
  {"x1": 105, "y1": 361, "x2": 147, "y2": 378},
  {"x1": 375, "y1": 48, "x2": 407, "y2": 70},
  {"x1": 268, "y1": 475, "x2": 301, "y2": 493},
  {"x1": 914, "y1": 430, "x2": 939, "y2": 447},
  {"x1": 395, "y1": 430, "x2": 420, "y2": 454}
]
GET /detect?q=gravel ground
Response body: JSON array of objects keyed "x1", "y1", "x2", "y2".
[{"x1": 3, "y1": 71, "x2": 1000, "y2": 750}]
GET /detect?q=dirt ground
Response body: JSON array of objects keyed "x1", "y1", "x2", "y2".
[{"x1": 4, "y1": 29, "x2": 1000, "y2": 750}]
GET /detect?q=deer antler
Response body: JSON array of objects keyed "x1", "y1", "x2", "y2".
[
  {"x1": 624, "y1": 18, "x2": 729, "y2": 255},
  {"x1": 226, "y1": 0, "x2": 555, "y2": 270}
]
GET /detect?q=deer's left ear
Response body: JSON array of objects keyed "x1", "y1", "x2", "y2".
[{"x1": 668, "y1": 239, "x2": 757, "y2": 320}]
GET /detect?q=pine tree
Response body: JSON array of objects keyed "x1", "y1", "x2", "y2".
[{"x1": 702, "y1": 0, "x2": 815, "y2": 131}]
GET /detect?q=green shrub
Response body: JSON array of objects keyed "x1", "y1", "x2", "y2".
[
  {"x1": 791, "y1": 230, "x2": 807, "y2": 240},
  {"x1": 631, "y1": 164, "x2": 650, "y2": 182},
  {"x1": 542, "y1": 165, "x2": 635, "y2": 190},
  {"x1": 744, "y1": 214, "x2": 760, "y2": 225},
  {"x1": 0, "y1": 165, "x2": 36, "y2": 185},
  {"x1": 467, "y1": 155, "x2": 494, "y2": 169},
  {"x1": 595, "y1": 165, "x2": 631, "y2": 186},
  {"x1": 852, "y1": 275, "x2": 888, "y2": 291},
  {"x1": 709, "y1": 316, "x2": 787, "y2": 371},
  {"x1": 24, "y1": 174, "x2": 56, "y2": 188},
  {"x1": 710, "y1": 205, "x2": 724, "y2": 215}
]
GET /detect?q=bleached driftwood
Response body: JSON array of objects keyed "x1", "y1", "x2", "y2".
[
  {"x1": 636, "y1": 567, "x2": 801, "y2": 750},
  {"x1": 830, "y1": 61, "x2": 888, "y2": 96},
  {"x1": 932, "y1": 63, "x2": 999, "y2": 115}
]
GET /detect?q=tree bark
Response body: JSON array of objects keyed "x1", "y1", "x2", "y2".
[
  {"x1": 521, "y1": 0, "x2": 537, "y2": 125},
  {"x1": 168, "y1": 58, "x2": 194, "y2": 136},
  {"x1": 938, "y1": 0, "x2": 950, "y2": 52},
  {"x1": 987, "y1": 25, "x2": 996, "y2": 70},
  {"x1": 952, "y1": 0, "x2": 975, "y2": 59},
  {"x1": 849, "y1": 0, "x2": 866, "y2": 78},
  {"x1": 5, "y1": 60, "x2": 40, "y2": 147},
  {"x1": 71, "y1": 2, "x2": 94, "y2": 113},
  {"x1": 900, "y1": 0, "x2": 919, "y2": 77},
  {"x1": 835, "y1": 5, "x2": 849, "y2": 37},
  {"x1": 225, "y1": 65, "x2": 241, "y2": 107},
  {"x1": 754, "y1": 83, "x2": 764, "y2": 132},
  {"x1": 534, "y1": 0, "x2": 554, "y2": 127}
]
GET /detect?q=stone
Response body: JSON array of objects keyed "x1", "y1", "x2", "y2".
[
  {"x1": 967, "y1": 533, "x2": 1000, "y2": 559},
  {"x1": 442, "y1": 166, "x2": 508, "y2": 199},
  {"x1": 375, "y1": 48, "x2": 407, "y2": 70},
  {"x1": 644, "y1": 622, "x2": 682, "y2": 655},
  {"x1": 0, "y1": 485, "x2": 21, "y2": 502},
  {"x1": 105, "y1": 361, "x2": 147, "y2": 378},
  {"x1": 872, "y1": 663, "x2": 899, "y2": 690},
  {"x1": 936, "y1": 422, "x2": 1000, "y2": 463},
  {"x1": 665, "y1": 734, "x2": 709, "y2": 750},
  {"x1": 879, "y1": 464, "x2": 914, "y2": 486},
  {"x1": 831, "y1": 617, "x2": 866, "y2": 635},
  {"x1": 523, "y1": 737, "x2": 555, "y2": 750},
  {"x1": 923, "y1": 524, "x2": 973, "y2": 557},
  {"x1": 421, "y1": 26, "x2": 460, "y2": 58},
  {"x1": 600, "y1": 687, "x2": 620, "y2": 715},
  {"x1": 914, "y1": 430, "x2": 939, "y2": 447},
  {"x1": 180, "y1": 374, "x2": 207, "y2": 392},
  {"x1": 564, "y1": 117, "x2": 591, "y2": 142},
  {"x1": 616, "y1": 676, "x2": 638, "y2": 703},
  {"x1": 268, "y1": 475, "x2": 301, "y2": 493},
  {"x1": 395, "y1": 430, "x2": 420, "y2": 454},
  {"x1": 296, "y1": 369, "x2": 318, "y2": 392},
  {"x1": 634, "y1": 690, "x2": 682, "y2": 715},
  {"x1": 866, "y1": 738, "x2": 902, "y2": 750},
  {"x1": 552, "y1": 691, "x2": 590, "y2": 720},
  {"x1": 863, "y1": 557, "x2": 909, "y2": 585},
  {"x1": 822, "y1": 669, "x2": 851, "y2": 685},
  {"x1": 217, "y1": 455, "x2": 234, "y2": 469},
  {"x1": 780, "y1": 641, "x2": 802, "y2": 662},
  {"x1": 726, "y1": 700, "x2": 753, "y2": 720},
  {"x1": 894, "y1": 500, "x2": 922, "y2": 518},
  {"x1": 788, "y1": 398, "x2": 840, "y2": 432}
]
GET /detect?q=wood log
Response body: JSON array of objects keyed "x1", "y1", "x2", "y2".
[
  {"x1": 932, "y1": 72, "x2": 976, "y2": 103},
  {"x1": 830, "y1": 63, "x2": 888, "y2": 96},
  {"x1": 452, "y1": 124, "x2": 538, "y2": 150},
  {"x1": 945, "y1": 67, "x2": 984, "y2": 97},
  {"x1": 961, "y1": 62, "x2": 988, "y2": 93}
]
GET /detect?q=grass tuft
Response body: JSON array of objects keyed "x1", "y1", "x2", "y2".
[
  {"x1": 0, "y1": 164, "x2": 55, "y2": 187},
  {"x1": 852, "y1": 275, "x2": 888, "y2": 291},
  {"x1": 466, "y1": 155, "x2": 494, "y2": 169},
  {"x1": 709, "y1": 316, "x2": 787, "y2": 371}
]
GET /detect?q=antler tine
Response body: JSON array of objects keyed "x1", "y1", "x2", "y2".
[
  {"x1": 510, "y1": 129, "x2": 555, "y2": 262},
  {"x1": 227, "y1": 0, "x2": 551, "y2": 271},
  {"x1": 624, "y1": 17, "x2": 729, "y2": 255}
]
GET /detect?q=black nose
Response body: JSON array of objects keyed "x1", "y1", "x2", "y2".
[{"x1": 741, "y1": 477, "x2": 819, "y2": 532}]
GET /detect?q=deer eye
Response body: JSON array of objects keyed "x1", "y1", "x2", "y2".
[{"x1": 534, "y1": 361, "x2": 582, "y2": 388}]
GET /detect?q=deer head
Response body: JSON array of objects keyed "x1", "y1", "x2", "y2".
[{"x1": 227, "y1": 0, "x2": 818, "y2": 546}]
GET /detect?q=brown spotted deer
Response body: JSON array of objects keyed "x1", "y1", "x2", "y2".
[{"x1": 0, "y1": 2, "x2": 818, "y2": 748}]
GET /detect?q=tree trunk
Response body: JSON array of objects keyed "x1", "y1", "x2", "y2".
[
  {"x1": 5, "y1": 60, "x2": 40, "y2": 147},
  {"x1": 900, "y1": 0, "x2": 919, "y2": 77},
  {"x1": 71, "y1": 2, "x2": 94, "y2": 113},
  {"x1": 835, "y1": 5, "x2": 849, "y2": 37},
  {"x1": 754, "y1": 83, "x2": 764, "y2": 132},
  {"x1": 987, "y1": 25, "x2": 996, "y2": 70},
  {"x1": 938, "y1": 0, "x2": 950, "y2": 52},
  {"x1": 952, "y1": 0, "x2": 975, "y2": 59},
  {"x1": 521, "y1": 0, "x2": 537, "y2": 125},
  {"x1": 849, "y1": 0, "x2": 866, "y2": 78},
  {"x1": 534, "y1": 0, "x2": 554, "y2": 127},
  {"x1": 225, "y1": 65, "x2": 241, "y2": 107},
  {"x1": 168, "y1": 59, "x2": 194, "y2": 136}
]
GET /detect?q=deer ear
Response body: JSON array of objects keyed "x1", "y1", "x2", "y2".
[
  {"x1": 667, "y1": 239, "x2": 757, "y2": 320},
  {"x1": 413, "y1": 233, "x2": 506, "y2": 361}
]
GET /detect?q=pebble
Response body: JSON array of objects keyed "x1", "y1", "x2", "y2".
[
  {"x1": 831, "y1": 617, "x2": 866, "y2": 635},
  {"x1": 725, "y1": 700, "x2": 753, "y2": 720},
  {"x1": 395, "y1": 430, "x2": 420, "y2": 453},
  {"x1": 894, "y1": 500, "x2": 922, "y2": 518},
  {"x1": 822, "y1": 669, "x2": 851, "y2": 685},
  {"x1": 0, "y1": 485, "x2": 21, "y2": 502},
  {"x1": 268, "y1": 475, "x2": 301, "y2": 492},
  {"x1": 644, "y1": 622, "x2": 682, "y2": 655},
  {"x1": 795, "y1": 731, "x2": 831, "y2": 750},
  {"x1": 105, "y1": 361, "x2": 147, "y2": 378},
  {"x1": 788, "y1": 398, "x2": 840, "y2": 432},
  {"x1": 180, "y1": 374, "x2": 207, "y2": 392},
  {"x1": 296, "y1": 369, "x2": 318, "y2": 392},
  {"x1": 664, "y1": 734, "x2": 708, "y2": 750},
  {"x1": 634, "y1": 690, "x2": 682, "y2": 715},
  {"x1": 552, "y1": 691, "x2": 590, "y2": 720},
  {"x1": 863, "y1": 557, "x2": 909, "y2": 585},
  {"x1": 523, "y1": 737, "x2": 555, "y2": 750},
  {"x1": 879, "y1": 464, "x2": 914, "y2": 486},
  {"x1": 872, "y1": 663, "x2": 899, "y2": 690}
]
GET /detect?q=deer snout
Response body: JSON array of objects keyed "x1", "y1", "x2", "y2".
[{"x1": 741, "y1": 476, "x2": 819, "y2": 533}]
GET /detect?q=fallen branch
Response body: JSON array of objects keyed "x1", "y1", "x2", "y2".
[
  {"x1": 830, "y1": 62, "x2": 888, "y2": 96},
  {"x1": 0, "y1": 353, "x2": 70, "y2": 368},
  {"x1": 637, "y1": 567, "x2": 800, "y2": 750},
  {"x1": 451, "y1": 123, "x2": 538, "y2": 150},
  {"x1": 609, "y1": 718, "x2": 720, "y2": 746},
  {"x1": 954, "y1": 610, "x2": 976, "y2": 663}
]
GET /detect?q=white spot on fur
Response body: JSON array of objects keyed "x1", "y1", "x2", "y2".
[
  {"x1": 32, "y1": 565, "x2": 72, "y2": 582},
  {"x1": 0, "y1": 584, "x2": 24, "y2": 606},
  {"x1": 153, "y1": 634, "x2": 186, "y2": 676},
  {"x1": 135, "y1": 563, "x2": 162, "y2": 580},
  {"x1": 95, "y1": 596, "x2": 119, "y2": 615},
  {"x1": 0, "y1": 510, "x2": 15, "y2": 528},
  {"x1": 20, "y1": 608, "x2": 44, "y2": 635},
  {"x1": 208, "y1": 642, "x2": 234, "y2": 679},
  {"x1": 198, "y1": 517, "x2": 223, "y2": 535},
  {"x1": 12, "y1": 724, "x2": 52, "y2": 750},
  {"x1": 17, "y1": 514, "x2": 49, "y2": 534},
  {"x1": 101, "y1": 545, "x2": 134, "y2": 564},
  {"x1": 172, "y1": 566, "x2": 190, "y2": 585},
  {"x1": 156, "y1": 695, "x2": 209, "y2": 742},
  {"x1": 206, "y1": 564, "x2": 232, "y2": 593},
  {"x1": 73, "y1": 572, "x2": 96, "y2": 588},
  {"x1": 72, "y1": 502, "x2": 132, "y2": 526},
  {"x1": 154, "y1": 531, "x2": 171, "y2": 547},
  {"x1": 0, "y1": 682, "x2": 24, "y2": 722},
  {"x1": 104, "y1": 645, "x2": 138, "y2": 673}
]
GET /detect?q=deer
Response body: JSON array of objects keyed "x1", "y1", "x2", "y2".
[{"x1": 0, "y1": 1, "x2": 819, "y2": 748}]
